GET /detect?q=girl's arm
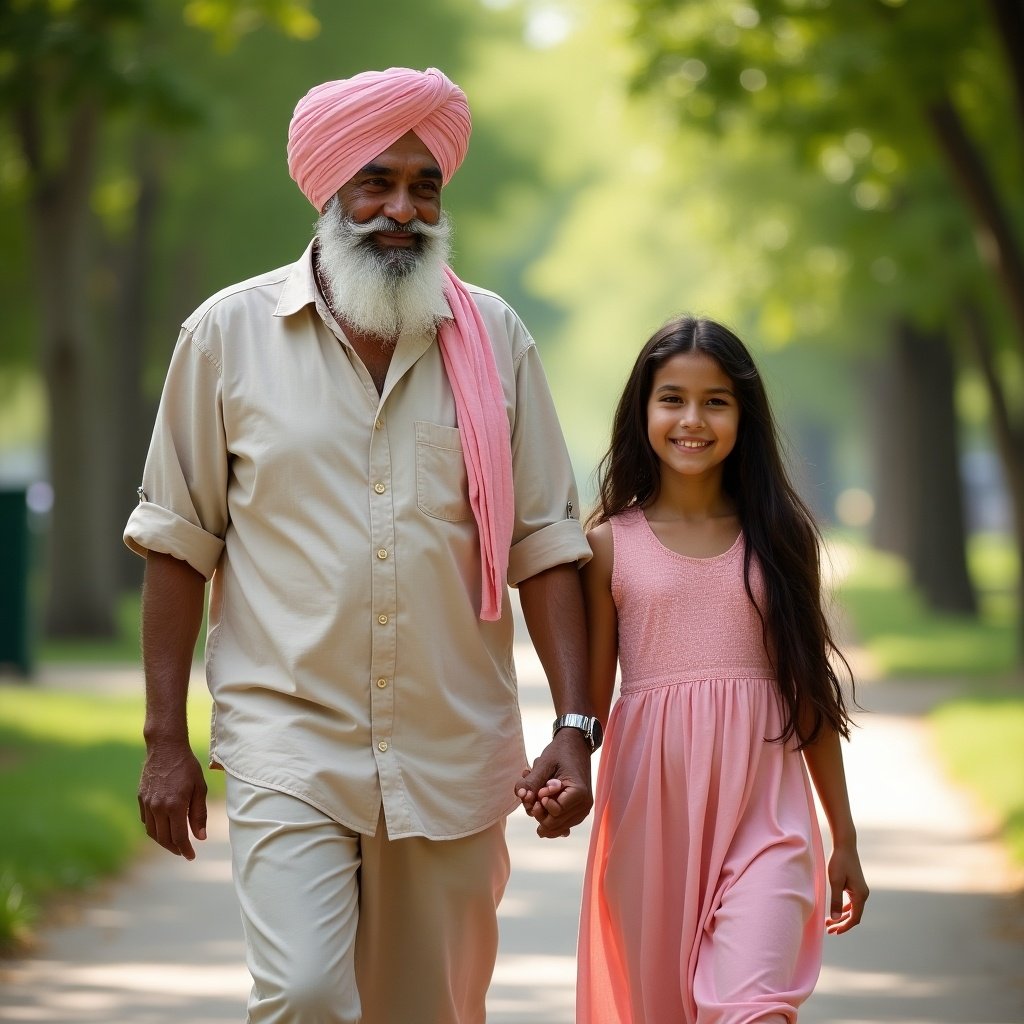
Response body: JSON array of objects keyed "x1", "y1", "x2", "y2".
[
  {"x1": 581, "y1": 522, "x2": 618, "y2": 725},
  {"x1": 802, "y1": 728, "x2": 869, "y2": 934}
]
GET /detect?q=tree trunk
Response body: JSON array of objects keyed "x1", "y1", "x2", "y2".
[
  {"x1": 23, "y1": 101, "x2": 117, "y2": 637},
  {"x1": 926, "y1": 95, "x2": 1024, "y2": 361},
  {"x1": 867, "y1": 345, "x2": 913, "y2": 558},
  {"x1": 111, "y1": 136, "x2": 163, "y2": 592},
  {"x1": 900, "y1": 322, "x2": 978, "y2": 614},
  {"x1": 986, "y1": 0, "x2": 1024, "y2": 141},
  {"x1": 870, "y1": 322, "x2": 977, "y2": 615},
  {"x1": 962, "y1": 301, "x2": 1024, "y2": 662}
]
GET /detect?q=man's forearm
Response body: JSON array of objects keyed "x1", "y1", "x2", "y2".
[
  {"x1": 141, "y1": 551, "x2": 207, "y2": 747},
  {"x1": 518, "y1": 562, "x2": 591, "y2": 715}
]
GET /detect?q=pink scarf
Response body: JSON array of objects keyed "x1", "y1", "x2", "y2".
[
  {"x1": 438, "y1": 269, "x2": 513, "y2": 620},
  {"x1": 288, "y1": 68, "x2": 513, "y2": 619}
]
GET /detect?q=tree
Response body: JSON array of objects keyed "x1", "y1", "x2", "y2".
[
  {"x1": 625, "y1": 0, "x2": 1024, "y2": 642},
  {"x1": 0, "y1": 0, "x2": 319, "y2": 636}
]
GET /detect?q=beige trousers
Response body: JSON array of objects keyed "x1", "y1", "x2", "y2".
[{"x1": 225, "y1": 775, "x2": 511, "y2": 1024}]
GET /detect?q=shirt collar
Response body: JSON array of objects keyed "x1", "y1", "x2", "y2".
[{"x1": 274, "y1": 239, "x2": 318, "y2": 318}]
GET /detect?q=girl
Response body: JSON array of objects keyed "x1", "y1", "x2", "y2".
[{"x1": 573, "y1": 316, "x2": 867, "y2": 1023}]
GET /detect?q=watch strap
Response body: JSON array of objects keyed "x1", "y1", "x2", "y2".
[{"x1": 552, "y1": 713, "x2": 601, "y2": 752}]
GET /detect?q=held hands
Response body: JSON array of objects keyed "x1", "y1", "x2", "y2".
[
  {"x1": 515, "y1": 729, "x2": 594, "y2": 839},
  {"x1": 138, "y1": 741, "x2": 209, "y2": 860},
  {"x1": 825, "y1": 842, "x2": 869, "y2": 934}
]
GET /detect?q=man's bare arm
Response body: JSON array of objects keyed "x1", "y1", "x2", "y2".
[
  {"x1": 515, "y1": 562, "x2": 594, "y2": 838},
  {"x1": 138, "y1": 550, "x2": 208, "y2": 860}
]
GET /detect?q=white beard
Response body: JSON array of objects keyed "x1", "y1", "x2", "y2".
[{"x1": 315, "y1": 199, "x2": 452, "y2": 342}]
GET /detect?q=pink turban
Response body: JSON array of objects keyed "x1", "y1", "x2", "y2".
[{"x1": 287, "y1": 67, "x2": 472, "y2": 212}]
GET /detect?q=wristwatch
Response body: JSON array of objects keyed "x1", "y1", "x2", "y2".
[{"x1": 552, "y1": 713, "x2": 604, "y2": 753}]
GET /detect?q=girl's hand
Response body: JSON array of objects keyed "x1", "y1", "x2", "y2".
[{"x1": 825, "y1": 843, "x2": 869, "y2": 934}]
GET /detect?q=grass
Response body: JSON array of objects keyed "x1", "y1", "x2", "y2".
[
  {"x1": 931, "y1": 695, "x2": 1024, "y2": 864},
  {"x1": 834, "y1": 532, "x2": 1018, "y2": 678},
  {"x1": 0, "y1": 686, "x2": 221, "y2": 952},
  {"x1": 835, "y1": 530, "x2": 1024, "y2": 868}
]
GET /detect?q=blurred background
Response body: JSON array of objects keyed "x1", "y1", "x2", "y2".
[{"x1": 0, "y1": 0, "x2": 1021, "y2": 976}]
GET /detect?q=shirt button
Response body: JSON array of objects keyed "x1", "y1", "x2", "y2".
[
  {"x1": 377, "y1": 613, "x2": 389, "y2": 625},
  {"x1": 376, "y1": 677, "x2": 388, "y2": 688},
  {"x1": 376, "y1": 548, "x2": 388, "y2": 560},
  {"x1": 374, "y1": 482, "x2": 386, "y2": 494},
  {"x1": 378, "y1": 741, "x2": 389, "y2": 752},
  {"x1": 374, "y1": 418, "x2": 383, "y2": 430}
]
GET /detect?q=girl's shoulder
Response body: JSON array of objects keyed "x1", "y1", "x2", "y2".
[
  {"x1": 583, "y1": 520, "x2": 614, "y2": 589},
  {"x1": 585, "y1": 520, "x2": 614, "y2": 563}
]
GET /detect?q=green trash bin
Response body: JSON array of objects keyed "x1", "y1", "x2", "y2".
[{"x1": 0, "y1": 487, "x2": 32, "y2": 676}]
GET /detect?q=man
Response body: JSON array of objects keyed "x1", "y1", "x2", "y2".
[{"x1": 124, "y1": 67, "x2": 599, "y2": 1024}]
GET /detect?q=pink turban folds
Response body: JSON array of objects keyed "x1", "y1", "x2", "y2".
[{"x1": 287, "y1": 67, "x2": 472, "y2": 213}]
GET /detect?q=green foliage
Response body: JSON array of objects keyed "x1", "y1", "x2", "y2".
[
  {"x1": 621, "y1": 0, "x2": 1016, "y2": 337},
  {"x1": 931, "y1": 695, "x2": 1024, "y2": 865},
  {"x1": 0, "y1": 0, "x2": 204, "y2": 140},
  {"x1": 183, "y1": 0, "x2": 320, "y2": 50},
  {"x1": 0, "y1": 686, "x2": 221, "y2": 951}
]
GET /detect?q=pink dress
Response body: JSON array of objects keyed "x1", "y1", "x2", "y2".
[{"x1": 577, "y1": 508, "x2": 825, "y2": 1024}]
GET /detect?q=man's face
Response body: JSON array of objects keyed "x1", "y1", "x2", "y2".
[
  {"x1": 314, "y1": 132, "x2": 451, "y2": 340},
  {"x1": 334, "y1": 131, "x2": 443, "y2": 268}
]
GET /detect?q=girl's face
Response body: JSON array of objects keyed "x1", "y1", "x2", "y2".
[{"x1": 646, "y1": 351, "x2": 740, "y2": 480}]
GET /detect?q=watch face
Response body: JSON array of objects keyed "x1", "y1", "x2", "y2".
[{"x1": 590, "y1": 718, "x2": 604, "y2": 750}]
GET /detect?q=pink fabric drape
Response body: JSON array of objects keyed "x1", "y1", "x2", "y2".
[{"x1": 439, "y1": 269, "x2": 513, "y2": 621}]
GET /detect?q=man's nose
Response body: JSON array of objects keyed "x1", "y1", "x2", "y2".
[{"x1": 383, "y1": 190, "x2": 416, "y2": 224}]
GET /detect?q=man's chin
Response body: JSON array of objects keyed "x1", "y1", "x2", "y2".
[{"x1": 363, "y1": 241, "x2": 420, "y2": 278}]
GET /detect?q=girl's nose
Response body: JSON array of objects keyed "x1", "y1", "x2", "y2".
[{"x1": 679, "y1": 404, "x2": 704, "y2": 427}]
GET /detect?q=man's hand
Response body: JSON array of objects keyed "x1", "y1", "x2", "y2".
[
  {"x1": 515, "y1": 728, "x2": 593, "y2": 838},
  {"x1": 138, "y1": 741, "x2": 208, "y2": 860}
]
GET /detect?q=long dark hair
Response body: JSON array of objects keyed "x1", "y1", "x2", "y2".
[{"x1": 588, "y1": 315, "x2": 854, "y2": 745}]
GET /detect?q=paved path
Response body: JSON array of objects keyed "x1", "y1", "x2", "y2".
[{"x1": 1, "y1": 651, "x2": 1022, "y2": 1022}]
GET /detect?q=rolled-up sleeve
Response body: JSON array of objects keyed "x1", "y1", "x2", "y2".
[
  {"x1": 124, "y1": 329, "x2": 228, "y2": 580},
  {"x1": 506, "y1": 341, "x2": 591, "y2": 586}
]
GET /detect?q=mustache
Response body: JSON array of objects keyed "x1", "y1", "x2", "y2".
[{"x1": 345, "y1": 214, "x2": 449, "y2": 241}]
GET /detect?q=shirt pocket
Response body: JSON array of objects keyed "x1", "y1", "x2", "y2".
[{"x1": 415, "y1": 421, "x2": 471, "y2": 522}]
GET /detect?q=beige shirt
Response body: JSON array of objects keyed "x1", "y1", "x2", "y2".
[{"x1": 124, "y1": 242, "x2": 590, "y2": 840}]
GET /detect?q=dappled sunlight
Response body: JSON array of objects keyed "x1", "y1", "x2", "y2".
[{"x1": 817, "y1": 964, "x2": 971, "y2": 998}]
